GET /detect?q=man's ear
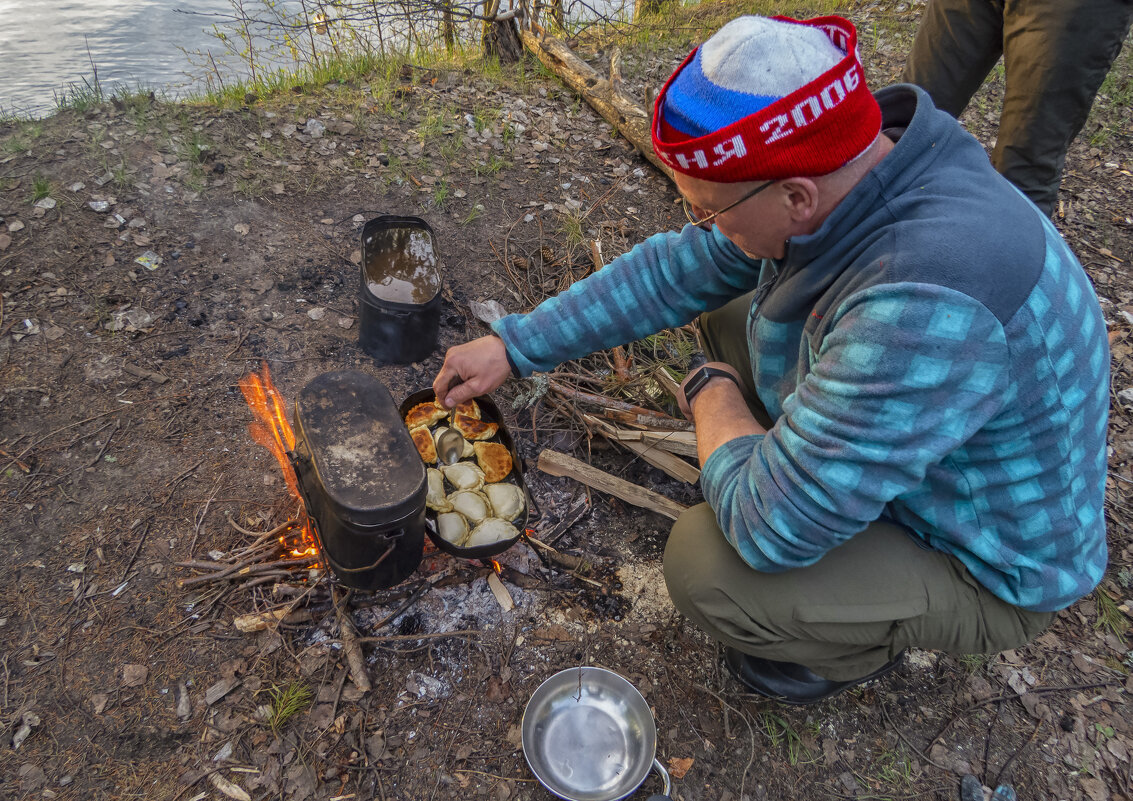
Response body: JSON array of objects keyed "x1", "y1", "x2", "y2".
[{"x1": 779, "y1": 178, "x2": 820, "y2": 223}]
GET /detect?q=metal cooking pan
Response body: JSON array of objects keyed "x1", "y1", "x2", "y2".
[{"x1": 522, "y1": 667, "x2": 673, "y2": 801}]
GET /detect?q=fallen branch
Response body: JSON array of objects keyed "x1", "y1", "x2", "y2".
[
  {"x1": 354, "y1": 629, "x2": 478, "y2": 644},
  {"x1": 583, "y1": 413, "x2": 699, "y2": 484},
  {"x1": 518, "y1": 28, "x2": 675, "y2": 182},
  {"x1": 548, "y1": 380, "x2": 686, "y2": 430},
  {"x1": 333, "y1": 587, "x2": 372, "y2": 693},
  {"x1": 537, "y1": 448, "x2": 687, "y2": 520}
]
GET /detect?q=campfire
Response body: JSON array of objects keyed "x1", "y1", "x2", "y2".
[
  {"x1": 172, "y1": 363, "x2": 628, "y2": 694},
  {"x1": 238, "y1": 363, "x2": 320, "y2": 564}
]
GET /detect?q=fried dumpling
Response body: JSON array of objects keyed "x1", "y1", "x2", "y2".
[
  {"x1": 442, "y1": 462, "x2": 485, "y2": 491},
  {"x1": 453, "y1": 413, "x2": 498, "y2": 441},
  {"x1": 436, "y1": 512, "x2": 469, "y2": 546},
  {"x1": 449, "y1": 490, "x2": 491, "y2": 524},
  {"x1": 484, "y1": 482, "x2": 525, "y2": 522},
  {"x1": 410, "y1": 426, "x2": 437, "y2": 464},
  {"x1": 473, "y1": 441, "x2": 512, "y2": 483},
  {"x1": 405, "y1": 401, "x2": 448, "y2": 429},
  {"x1": 426, "y1": 468, "x2": 452, "y2": 512},
  {"x1": 433, "y1": 427, "x2": 474, "y2": 459},
  {"x1": 464, "y1": 517, "x2": 518, "y2": 548},
  {"x1": 451, "y1": 398, "x2": 481, "y2": 420}
]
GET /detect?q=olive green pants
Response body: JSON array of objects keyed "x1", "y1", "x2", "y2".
[
  {"x1": 901, "y1": 0, "x2": 1133, "y2": 216},
  {"x1": 662, "y1": 293, "x2": 1054, "y2": 681}
]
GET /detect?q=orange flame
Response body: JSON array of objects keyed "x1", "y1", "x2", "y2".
[
  {"x1": 239, "y1": 362, "x2": 320, "y2": 563},
  {"x1": 490, "y1": 559, "x2": 502, "y2": 574}
]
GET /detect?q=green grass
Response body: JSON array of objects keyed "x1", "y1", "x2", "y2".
[
  {"x1": 560, "y1": 208, "x2": 587, "y2": 249},
  {"x1": 957, "y1": 653, "x2": 992, "y2": 673},
  {"x1": 266, "y1": 681, "x2": 312, "y2": 733},
  {"x1": 759, "y1": 711, "x2": 819, "y2": 766},
  {"x1": 2, "y1": 121, "x2": 42, "y2": 155},
  {"x1": 432, "y1": 179, "x2": 451, "y2": 208},
  {"x1": 462, "y1": 203, "x2": 485, "y2": 226},
  {"x1": 1094, "y1": 588, "x2": 1128, "y2": 638},
  {"x1": 473, "y1": 153, "x2": 510, "y2": 177},
  {"x1": 54, "y1": 77, "x2": 104, "y2": 113},
  {"x1": 873, "y1": 747, "x2": 914, "y2": 786},
  {"x1": 179, "y1": 131, "x2": 213, "y2": 164},
  {"x1": 31, "y1": 175, "x2": 52, "y2": 202}
]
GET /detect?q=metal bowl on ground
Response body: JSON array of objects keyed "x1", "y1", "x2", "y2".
[
  {"x1": 522, "y1": 667, "x2": 673, "y2": 801},
  {"x1": 398, "y1": 388, "x2": 531, "y2": 559}
]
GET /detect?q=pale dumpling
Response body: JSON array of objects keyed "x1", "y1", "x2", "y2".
[
  {"x1": 464, "y1": 518, "x2": 518, "y2": 548},
  {"x1": 443, "y1": 462, "x2": 485, "y2": 491},
  {"x1": 484, "y1": 483, "x2": 525, "y2": 522},
  {"x1": 433, "y1": 427, "x2": 474, "y2": 459},
  {"x1": 449, "y1": 490, "x2": 491, "y2": 524},
  {"x1": 426, "y1": 469, "x2": 452, "y2": 513},
  {"x1": 436, "y1": 512, "x2": 469, "y2": 546}
]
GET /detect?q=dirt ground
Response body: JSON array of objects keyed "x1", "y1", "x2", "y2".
[{"x1": 2, "y1": 4, "x2": 1132, "y2": 800}]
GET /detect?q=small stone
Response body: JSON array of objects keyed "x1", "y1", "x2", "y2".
[
  {"x1": 307, "y1": 307, "x2": 326, "y2": 321},
  {"x1": 88, "y1": 200, "x2": 111, "y2": 213},
  {"x1": 258, "y1": 307, "x2": 273, "y2": 322},
  {"x1": 34, "y1": 197, "x2": 56, "y2": 210},
  {"x1": 304, "y1": 118, "x2": 326, "y2": 138},
  {"x1": 7, "y1": 220, "x2": 25, "y2": 233},
  {"x1": 122, "y1": 664, "x2": 148, "y2": 687}
]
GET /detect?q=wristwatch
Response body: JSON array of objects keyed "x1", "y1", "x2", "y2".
[{"x1": 677, "y1": 361, "x2": 744, "y2": 418}]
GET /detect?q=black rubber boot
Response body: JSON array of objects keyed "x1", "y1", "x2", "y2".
[{"x1": 723, "y1": 648, "x2": 905, "y2": 705}]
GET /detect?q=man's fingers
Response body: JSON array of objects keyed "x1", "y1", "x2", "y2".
[{"x1": 442, "y1": 379, "x2": 481, "y2": 410}]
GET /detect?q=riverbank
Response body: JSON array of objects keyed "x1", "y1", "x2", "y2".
[{"x1": 2, "y1": 2, "x2": 1132, "y2": 800}]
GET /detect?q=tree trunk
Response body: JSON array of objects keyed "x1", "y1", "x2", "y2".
[
  {"x1": 635, "y1": 0, "x2": 675, "y2": 21},
  {"x1": 517, "y1": 29, "x2": 676, "y2": 183},
  {"x1": 442, "y1": 1, "x2": 456, "y2": 52}
]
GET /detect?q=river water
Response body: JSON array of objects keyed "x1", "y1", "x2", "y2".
[
  {"x1": 0, "y1": 0, "x2": 266, "y2": 117},
  {"x1": 0, "y1": 0, "x2": 634, "y2": 118}
]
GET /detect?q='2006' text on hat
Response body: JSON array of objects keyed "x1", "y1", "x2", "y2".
[{"x1": 652, "y1": 15, "x2": 882, "y2": 182}]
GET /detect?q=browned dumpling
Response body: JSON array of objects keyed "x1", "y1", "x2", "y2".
[
  {"x1": 474, "y1": 441, "x2": 512, "y2": 483},
  {"x1": 405, "y1": 401, "x2": 448, "y2": 429},
  {"x1": 453, "y1": 413, "x2": 498, "y2": 441},
  {"x1": 410, "y1": 426, "x2": 437, "y2": 464},
  {"x1": 451, "y1": 399, "x2": 481, "y2": 420}
]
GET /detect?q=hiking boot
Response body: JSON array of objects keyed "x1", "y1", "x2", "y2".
[{"x1": 724, "y1": 647, "x2": 905, "y2": 705}]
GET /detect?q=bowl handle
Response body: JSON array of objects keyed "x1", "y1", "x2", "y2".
[{"x1": 645, "y1": 757, "x2": 673, "y2": 800}]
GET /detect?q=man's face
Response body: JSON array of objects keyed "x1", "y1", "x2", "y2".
[{"x1": 674, "y1": 173, "x2": 792, "y2": 260}]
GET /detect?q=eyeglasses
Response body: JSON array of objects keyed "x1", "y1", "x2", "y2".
[{"x1": 682, "y1": 180, "x2": 774, "y2": 227}]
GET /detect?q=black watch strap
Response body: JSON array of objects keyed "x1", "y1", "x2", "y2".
[{"x1": 679, "y1": 363, "x2": 743, "y2": 417}]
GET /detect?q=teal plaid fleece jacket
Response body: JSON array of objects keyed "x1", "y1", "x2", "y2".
[{"x1": 493, "y1": 86, "x2": 1109, "y2": 612}]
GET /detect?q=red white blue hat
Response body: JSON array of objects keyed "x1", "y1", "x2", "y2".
[{"x1": 652, "y1": 16, "x2": 882, "y2": 181}]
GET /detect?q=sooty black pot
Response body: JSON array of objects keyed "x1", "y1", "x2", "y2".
[{"x1": 290, "y1": 371, "x2": 425, "y2": 590}]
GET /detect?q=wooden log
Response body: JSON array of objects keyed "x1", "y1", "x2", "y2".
[
  {"x1": 652, "y1": 366, "x2": 684, "y2": 410},
  {"x1": 582, "y1": 414, "x2": 700, "y2": 484},
  {"x1": 600, "y1": 408, "x2": 693, "y2": 431},
  {"x1": 333, "y1": 587, "x2": 372, "y2": 694},
  {"x1": 598, "y1": 425, "x2": 699, "y2": 459},
  {"x1": 641, "y1": 430, "x2": 699, "y2": 459},
  {"x1": 537, "y1": 449, "x2": 688, "y2": 521},
  {"x1": 518, "y1": 29, "x2": 675, "y2": 183}
]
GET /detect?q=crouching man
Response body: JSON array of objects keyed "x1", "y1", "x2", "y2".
[{"x1": 432, "y1": 15, "x2": 1109, "y2": 704}]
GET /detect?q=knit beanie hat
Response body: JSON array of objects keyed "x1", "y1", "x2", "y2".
[{"x1": 652, "y1": 15, "x2": 881, "y2": 181}]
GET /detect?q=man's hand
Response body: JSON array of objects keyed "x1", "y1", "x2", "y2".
[{"x1": 432, "y1": 335, "x2": 513, "y2": 409}]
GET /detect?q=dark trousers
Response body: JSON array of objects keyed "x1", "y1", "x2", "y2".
[
  {"x1": 661, "y1": 292, "x2": 1053, "y2": 680},
  {"x1": 901, "y1": 0, "x2": 1133, "y2": 216}
]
